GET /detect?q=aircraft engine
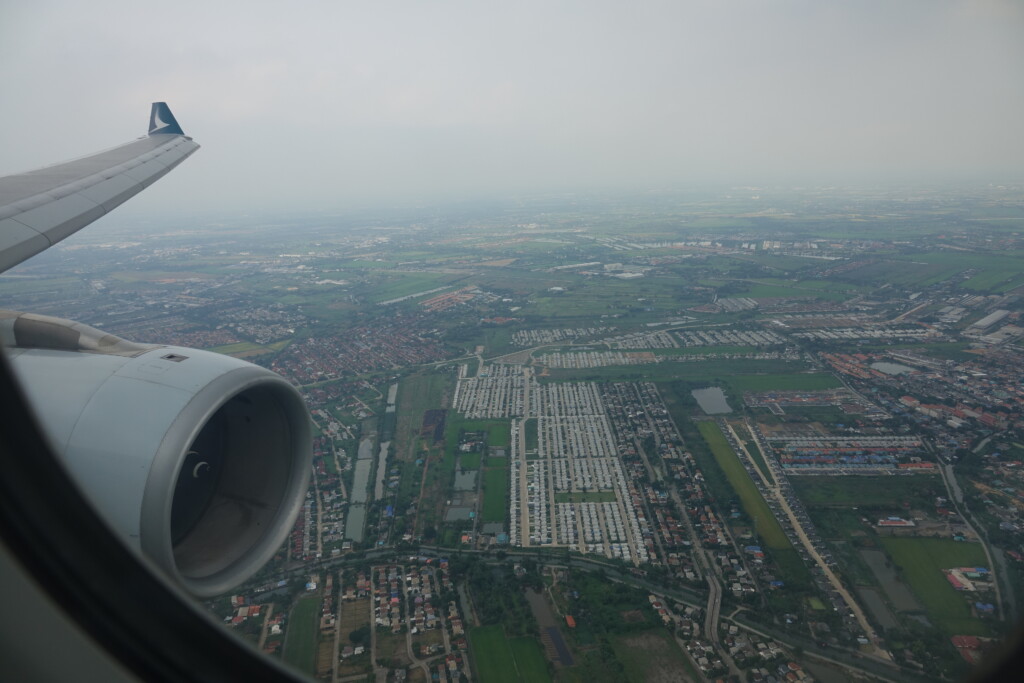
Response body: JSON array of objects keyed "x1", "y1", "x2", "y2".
[{"x1": 1, "y1": 310, "x2": 312, "y2": 598}]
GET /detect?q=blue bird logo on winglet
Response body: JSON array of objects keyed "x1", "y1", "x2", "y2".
[{"x1": 148, "y1": 102, "x2": 185, "y2": 135}]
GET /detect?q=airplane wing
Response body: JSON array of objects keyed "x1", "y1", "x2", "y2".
[{"x1": 0, "y1": 102, "x2": 199, "y2": 273}]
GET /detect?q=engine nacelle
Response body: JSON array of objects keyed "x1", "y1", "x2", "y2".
[{"x1": 1, "y1": 311, "x2": 312, "y2": 597}]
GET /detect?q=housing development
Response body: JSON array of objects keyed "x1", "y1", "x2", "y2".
[{"x1": 5, "y1": 185, "x2": 1024, "y2": 682}]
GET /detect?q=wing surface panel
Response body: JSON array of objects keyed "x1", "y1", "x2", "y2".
[{"x1": 0, "y1": 106, "x2": 199, "y2": 273}]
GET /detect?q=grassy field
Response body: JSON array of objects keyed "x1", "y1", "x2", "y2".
[
  {"x1": 842, "y1": 259, "x2": 963, "y2": 289},
  {"x1": 726, "y1": 373, "x2": 842, "y2": 391},
  {"x1": 880, "y1": 537, "x2": 990, "y2": 636},
  {"x1": 741, "y1": 283, "x2": 847, "y2": 300},
  {"x1": 366, "y1": 273, "x2": 460, "y2": 303},
  {"x1": 469, "y1": 625, "x2": 519, "y2": 683},
  {"x1": 207, "y1": 340, "x2": 264, "y2": 354},
  {"x1": 282, "y1": 595, "x2": 321, "y2": 674},
  {"x1": 738, "y1": 429, "x2": 775, "y2": 485},
  {"x1": 792, "y1": 475, "x2": 944, "y2": 509},
  {"x1": 444, "y1": 415, "x2": 511, "y2": 460},
  {"x1": 394, "y1": 370, "x2": 453, "y2": 464},
  {"x1": 460, "y1": 419, "x2": 512, "y2": 447},
  {"x1": 610, "y1": 629, "x2": 696, "y2": 683},
  {"x1": 482, "y1": 468, "x2": 509, "y2": 523},
  {"x1": 0, "y1": 275, "x2": 84, "y2": 295},
  {"x1": 838, "y1": 251, "x2": 1024, "y2": 291},
  {"x1": 509, "y1": 638, "x2": 552, "y2": 683},
  {"x1": 524, "y1": 418, "x2": 538, "y2": 451},
  {"x1": 698, "y1": 422, "x2": 791, "y2": 551},
  {"x1": 916, "y1": 252, "x2": 1024, "y2": 292}
]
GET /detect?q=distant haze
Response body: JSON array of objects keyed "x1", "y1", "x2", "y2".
[{"x1": 2, "y1": 0, "x2": 1023, "y2": 213}]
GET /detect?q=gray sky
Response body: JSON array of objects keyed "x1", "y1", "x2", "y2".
[{"x1": 2, "y1": 0, "x2": 1023, "y2": 213}]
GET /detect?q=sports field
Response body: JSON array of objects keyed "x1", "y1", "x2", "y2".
[
  {"x1": 509, "y1": 637, "x2": 551, "y2": 682},
  {"x1": 482, "y1": 468, "x2": 509, "y2": 523},
  {"x1": 468, "y1": 625, "x2": 519, "y2": 683},
  {"x1": 282, "y1": 595, "x2": 320, "y2": 674}
]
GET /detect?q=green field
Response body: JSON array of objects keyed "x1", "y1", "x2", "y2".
[
  {"x1": 741, "y1": 283, "x2": 847, "y2": 300},
  {"x1": 445, "y1": 416, "x2": 511, "y2": 456},
  {"x1": 962, "y1": 269, "x2": 1024, "y2": 292},
  {"x1": 698, "y1": 422, "x2": 791, "y2": 551},
  {"x1": 610, "y1": 629, "x2": 696, "y2": 683},
  {"x1": 282, "y1": 594, "x2": 320, "y2": 674},
  {"x1": 838, "y1": 251, "x2": 1024, "y2": 291},
  {"x1": 509, "y1": 637, "x2": 552, "y2": 683},
  {"x1": 744, "y1": 437, "x2": 775, "y2": 485},
  {"x1": 469, "y1": 625, "x2": 519, "y2": 683},
  {"x1": 524, "y1": 418, "x2": 538, "y2": 451},
  {"x1": 482, "y1": 468, "x2": 509, "y2": 523},
  {"x1": 366, "y1": 273, "x2": 460, "y2": 303},
  {"x1": 792, "y1": 475, "x2": 943, "y2": 509},
  {"x1": 207, "y1": 340, "x2": 264, "y2": 354},
  {"x1": 725, "y1": 373, "x2": 841, "y2": 392},
  {"x1": 880, "y1": 537, "x2": 990, "y2": 636},
  {"x1": 393, "y1": 370, "x2": 453, "y2": 469}
]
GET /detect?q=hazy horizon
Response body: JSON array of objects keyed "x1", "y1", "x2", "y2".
[{"x1": 3, "y1": 1, "x2": 1023, "y2": 214}]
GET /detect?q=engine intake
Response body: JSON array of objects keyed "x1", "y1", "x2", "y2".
[{"x1": 2, "y1": 311, "x2": 312, "y2": 597}]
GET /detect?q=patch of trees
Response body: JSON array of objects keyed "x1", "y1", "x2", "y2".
[
  {"x1": 349, "y1": 624, "x2": 371, "y2": 646},
  {"x1": 463, "y1": 558, "x2": 538, "y2": 637},
  {"x1": 566, "y1": 570, "x2": 655, "y2": 635}
]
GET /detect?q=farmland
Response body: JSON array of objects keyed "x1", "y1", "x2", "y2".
[{"x1": 880, "y1": 538, "x2": 991, "y2": 637}]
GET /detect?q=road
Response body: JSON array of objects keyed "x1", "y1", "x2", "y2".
[
  {"x1": 256, "y1": 600, "x2": 276, "y2": 651},
  {"x1": 726, "y1": 420, "x2": 890, "y2": 661},
  {"x1": 940, "y1": 463, "x2": 1011, "y2": 622},
  {"x1": 664, "y1": 481, "x2": 739, "y2": 677},
  {"x1": 332, "y1": 573, "x2": 343, "y2": 683}
]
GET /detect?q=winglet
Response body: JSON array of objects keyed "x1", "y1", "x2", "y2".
[{"x1": 148, "y1": 102, "x2": 185, "y2": 135}]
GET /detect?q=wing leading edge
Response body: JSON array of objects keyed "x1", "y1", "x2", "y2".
[{"x1": 0, "y1": 103, "x2": 199, "y2": 273}]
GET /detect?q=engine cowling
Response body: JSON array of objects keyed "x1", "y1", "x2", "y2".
[{"x1": 1, "y1": 311, "x2": 312, "y2": 598}]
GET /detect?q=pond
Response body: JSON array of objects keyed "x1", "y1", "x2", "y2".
[{"x1": 691, "y1": 387, "x2": 733, "y2": 414}]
